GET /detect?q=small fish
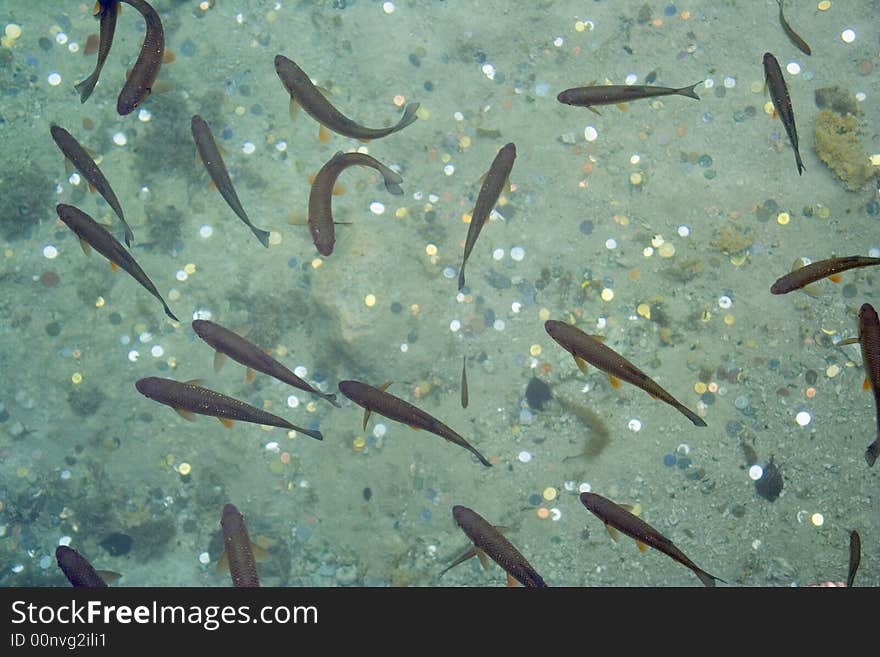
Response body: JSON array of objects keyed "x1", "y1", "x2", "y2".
[
  {"x1": 557, "y1": 82, "x2": 701, "y2": 113},
  {"x1": 770, "y1": 255, "x2": 880, "y2": 294},
  {"x1": 274, "y1": 54, "x2": 420, "y2": 140},
  {"x1": 451, "y1": 505, "x2": 547, "y2": 587},
  {"x1": 117, "y1": 0, "x2": 164, "y2": 115},
  {"x1": 459, "y1": 143, "x2": 516, "y2": 290},
  {"x1": 755, "y1": 455, "x2": 783, "y2": 501},
  {"x1": 308, "y1": 151, "x2": 403, "y2": 256},
  {"x1": 50, "y1": 124, "x2": 133, "y2": 246},
  {"x1": 460, "y1": 356, "x2": 469, "y2": 409},
  {"x1": 135, "y1": 376, "x2": 323, "y2": 440},
  {"x1": 74, "y1": 1, "x2": 120, "y2": 103},
  {"x1": 847, "y1": 530, "x2": 861, "y2": 587},
  {"x1": 776, "y1": 0, "x2": 811, "y2": 56},
  {"x1": 338, "y1": 380, "x2": 491, "y2": 467},
  {"x1": 763, "y1": 52, "x2": 805, "y2": 175},
  {"x1": 544, "y1": 319, "x2": 706, "y2": 427},
  {"x1": 56, "y1": 204, "x2": 177, "y2": 321},
  {"x1": 55, "y1": 546, "x2": 108, "y2": 588},
  {"x1": 191, "y1": 115, "x2": 270, "y2": 247},
  {"x1": 219, "y1": 504, "x2": 260, "y2": 587},
  {"x1": 191, "y1": 319, "x2": 339, "y2": 407},
  {"x1": 857, "y1": 304, "x2": 880, "y2": 466},
  {"x1": 579, "y1": 492, "x2": 723, "y2": 587}
]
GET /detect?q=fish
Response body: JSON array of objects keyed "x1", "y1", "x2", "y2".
[
  {"x1": 191, "y1": 319, "x2": 339, "y2": 407},
  {"x1": 458, "y1": 143, "x2": 516, "y2": 290},
  {"x1": 55, "y1": 546, "x2": 108, "y2": 588},
  {"x1": 544, "y1": 319, "x2": 707, "y2": 427},
  {"x1": 460, "y1": 356, "x2": 469, "y2": 409},
  {"x1": 579, "y1": 492, "x2": 723, "y2": 587},
  {"x1": 308, "y1": 151, "x2": 403, "y2": 256},
  {"x1": 134, "y1": 376, "x2": 323, "y2": 440},
  {"x1": 191, "y1": 115, "x2": 270, "y2": 247},
  {"x1": 219, "y1": 504, "x2": 260, "y2": 587},
  {"x1": 74, "y1": 1, "x2": 120, "y2": 103},
  {"x1": 763, "y1": 52, "x2": 805, "y2": 175},
  {"x1": 777, "y1": 0, "x2": 811, "y2": 56},
  {"x1": 55, "y1": 203, "x2": 178, "y2": 321},
  {"x1": 117, "y1": 0, "x2": 164, "y2": 115},
  {"x1": 770, "y1": 255, "x2": 880, "y2": 294},
  {"x1": 557, "y1": 82, "x2": 701, "y2": 113},
  {"x1": 274, "y1": 54, "x2": 420, "y2": 140},
  {"x1": 857, "y1": 304, "x2": 880, "y2": 466},
  {"x1": 451, "y1": 505, "x2": 547, "y2": 587},
  {"x1": 338, "y1": 379, "x2": 491, "y2": 467},
  {"x1": 50, "y1": 124, "x2": 133, "y2": 246},
  {"x1": 847, "y1": 530, "x2": 861, "y2": 587}
]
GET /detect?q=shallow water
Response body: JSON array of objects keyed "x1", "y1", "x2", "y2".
[{"x1": 0, "y1": 0, "x2": 877, "y2": 587}]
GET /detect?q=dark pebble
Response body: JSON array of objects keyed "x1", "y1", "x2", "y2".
[
  {"x1": 755, "y1": 457, "x2": 783, "y2": 501},
  {"x1": 483, "y1": 308, "x2": 496, "y2": 325},
  {"x1": 725, "y1": 420, "x2": 743, "y2": 438},
  {"x1": 867, "y1": 200, "x2": 880, "y2": 217},
  {"x1": 525, "y1": 377, "x2": 551, "y2": 410},
  {"x1": 250, "y1": 104, "x2": 263, "y2": 116},
  {"x1": 390, "y1": 301, "x2": 402, "y2": 314},
  {"x1": 408, "y1": 53, "x2": 421, "y2": 67},
  {"x1": 108, "y1": 312, "x2": 122, "y2": 325},
  {"x1": 676, "y1": 456, "x2": 692, "y2": 469},
  {"x1": 99, "y1": 532, "x2": 133, "y2": 557},
  {"x1": 424, "y1": 81, "x2": 433, "y2": 92},
  {"x1": 663, "y1": 453, "x2": 676, "y2": 467},
  {"x1": 45, "y1": 322, "x2": 60, "y2": 337},
  {"x1": 579, "y1": 220, "x2": 593, "y2": 235},
  {"x1": 528, "y1": 493, "x2": 542, "y2": 506},
  {"x1": 38, "y1": 37, "x2": 52, "y2": 51},
  {"x1": 486, "y1": 269, "x2": 511, "y2": 289},
  {"x1": 700, "y1": 391, "x2": 715, "y2": 405},
  {"x1": 363, "y1": 487, "x2": 372, "y2": 501},
  {"x1": 180, "y1": 39, "x2": 196, "y2": 57},
  {"x1": 842, "y1": 283, "x2": 857, "y2": 298},
  {"x1": 805, "y1": 369, "x2": 817, "y2": 385},
  {"x1": 406, "y1": 328, "x2": 418, "y2": 343}
]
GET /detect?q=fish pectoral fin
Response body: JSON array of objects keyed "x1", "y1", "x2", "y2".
[
  {"x1": 587, "y1": 106, "x2": 602, "y2": 116},
  {"x1": 608, "y1": 374, "x2": 622, "y2": 389},
  {"x1": 245, "y1": 367, "x2": 256, "y2": 384},
  {"x1": 475, "y1": 548, "x2": 490, "y2": 571},
  {"x1": 96, "y1": 569, "x2": 122, "y2": 584},
  {"x1": 174, "y1": 407, "x2": 197, "y2": 422},
  {"x1": 574, "y1": 355, "x2": 590, "y2": 375},
  {"x1": 802, "y1": 282, "x2": 822, "y2": 298},
  {"x1": 251, "y1": 542, "x2": 269, "y2": 562},
  {"x1": 361, "y1": 408, "x2": 372, "y2": 431},
  {"x1": 506, "y1": 573, "x2": 519, "y2": 587},
  {"x1": 615, "y1": 103, "x2": 628, "y2": 112},
  {"x1": 218, "y1": 417, "x2": 235, "y2": 429},
  {"x1": 216, "y1": 549, "x2": 229, "y2": 575},
  {"x1": 332, "y1": 183, "x2": 346, "y2": 196},
  {"x1": 184, "y1": 379, "x2": 205, "y2": 387},
  {"x1": 829, "y1": 274, "x2": 842, "y2": 283},
  {"x1": 213, "y1": 351, "x2": 227, "y2": 373},
  {"x1": 317, "y1": 125, "x2": 331, "y2": 143},
  {"x1": 635, "y1": 540, "x2": 649, "y2": 553},
  {"x1": 378, "y1": 381, "x2": 393, "y2": 391},
  {"x1": 288, "y1": 97, "x2": 300, "y2": 122},
  {"x1": 864, "y1": 378, "x2": 871, "y2": 391},
  {"x1": 408, "y1": 425, "x2": 422, "y2": 432},
  {"x1": 109, "y1": 261, "x2": 119, "y2": 272},
  {"x1": 79, "y1": 239, "x2": 92, "y2": 256},
  {"x1": 837, "y1": 337, "x2": 860, "y2": 347},
  {"x1": 494, "y1": 525, "x2": 511, "y2": 535},
  {"x1": 605, "y1": 524, "x2": 619, "y2": 542},
  {"x1": 63, "y1": 158, "x2": 74, "y2": 175}
]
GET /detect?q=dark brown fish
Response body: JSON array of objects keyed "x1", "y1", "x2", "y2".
[
  {"x1": 847, "y1": 530, "x2": 861, "y2": 587},
  {"x1": 191, "y1": 115, "x2": 270, "y2": 247},
  {"x1": 50, "y1": 124, "x2": 133, "y2": 246},
  {"x1": 56, "y1": 204, "x2": 177, "y2": 321},
  {"x1": 117, "y1": 0, "x2": 164, "y2": 115},
  {"x1": 544, "y1": 319, "x2": 706, "y2": 427},
  {"x1": 460, "y1": 356, "x2": 469, "y2": 409},
  {"x1": 55, "y1": 546, "x2": 108, "y2": 588},
  {"x1": 763, "y1": 52, "x2": 805, "y2": 175},
  {"x1": 191, "y1": 319, "x2": 339, "y2": 407},
  {"x1": 777, "y1": 0, "x2": 812, "y2": 56},
  {"x1": 857, "y1": 303, "x2": 880, "y2": 466},
  {"x1": 458, "y1": 143, "x2": 516, "y2": 290},
  {"x1": 308, "y1": 151, "x2": 403, "y2": 256},
  {"x1": 557, "y1": 82, "x2": 701, "y2": 112},
  {"x1": 579, "y1": 492, "x2": 722, "y2": 587},
  {"x1": 452, "y1": 505, "x2": 547, "y2": 587},
  {"x1": 135, "y1": 376, "x2": 323, "y2": 440},
  {"x1": 75, "y1": 1, "x2": 120, "y2": 103},
  {"x1": 338, "y1": 380, "x2": 491, "y2": 467},
  {"x1": 771, "y1": 255, "x2": 880, "y2": 294},
  {"x1": 274, "y1": 54, "x2": 420, "y2": 140},
  {"x1": 220, "y1": 504, "x2": 260, "y2": 588}
]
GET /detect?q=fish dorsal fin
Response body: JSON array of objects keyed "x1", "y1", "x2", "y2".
[
  {"x1": 79, "y1": 239, "x2": 92, "y2": 256},
  {"x1": 218, "y1": 417, "x2": 234, "y2": 429},
  {"x1": 605, "y1": 524, "x2": 619, "y2": 542},
  {"x1": 213, "y1": 351, "x2": 227, "y2": 373},
  {"x1": 636, "y1": 541, "x2": 649, "y2": 553},
  {"x1": 475, "y1": 548, "x2": 490, "y2": 571},
  {"x1": 361, "y1": 408, "x2": 372, "y2": 431},
  {"x1": 245, "y1": 367, "x2": 256, "y2": 384},
  {"x1": 574, "y1": 355, "x2": 590, "y2": 375},
  {"x1": 185, "y1": 378, "x2": 205, "y2": 387},
  {"x1": 175, "y1": 407, "x2": 196, "y2": 422}
]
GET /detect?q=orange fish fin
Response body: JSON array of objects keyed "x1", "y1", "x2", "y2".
[
  {"x1": 574, "y1": 355, "x2": 590, "y2": 375},
  {"x1": 213, "y1": 351, "x2": 227, "y2": 373},
  {"x1": 829, "y1": 274, "x2": 842, "y2": 284},
  {"x1": 92, "y1": 1, "x2": 101, "y2": 15},
  {"x1": 88, "y1": 182, "x2": 96, "y2": 193},
  {"x1": 507, "y1": 573, "x2": 519, "y2": 587},
  {"x1": 605, "y1": 524, "x2": 619, "y2": 542},
  {"x1": 162, "y1": 49, "x2": 176, "y2": 64},
  {"x1": 184, "y1": 378, "x2": 205, "y2": 387},
  {"x1": 361, "y1": 408, "x2": 372, "y2": 431},
  {"x1": 208, "y1": 180, "x2": 217, "y2": 191},
  {"x1": 216, "y1": 548, "x2": 228, "y2": 575},
  {"x1": 378, "y1": 381, "x2": 393, "y2": 391},
  {"x1": 109, "y1": 261, "x2": 119, "y2": 272},
  {"x1": 636, "y1": 541, "x2": 649, "y2": 553},
  {"x1": 408, "y1": 425, "x2": 422, "y2": 432},
  {"x1": 218, "y1": 417, "x2": 234, "y2": 429},
  {"x1": 175, "y1": 407, "x2": 197, "y2": 422},
  {"x1": 96, "y1": 570, "x2": 122, "y2": 584},
  {"x1": 332, "y1": 184, "x2": 346, "y2": 196},
  {"x1": 317, "y1": 125, "x2": 331, "y2": 143},
  {"x1": 79, "y1": 239, "x2": 92, "y2": 256},
  {"x1": 245, "y1": 368, "x2": 256, "y2": 384},
  {"x1": 608, "y1": 374, "x2": 621, "y2": 389},
  {"x1": 864, "y1": 378, "x2": 871, "y2": 391},
  {"x1": 494, "y1": 525, "x2": 511, "y2": 534},
  {"x1": 615, "y1": 103, "x2": 628, "y2": 112},
  {"x1": 475, "y1": 548, "x2": 490, "y2": 571}
]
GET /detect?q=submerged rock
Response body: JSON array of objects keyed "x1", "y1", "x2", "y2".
[{"x1": 755, "y1": 456, "x2": 783, "y2": 502}]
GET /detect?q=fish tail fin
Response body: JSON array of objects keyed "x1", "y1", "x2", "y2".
[
  {"x1": 472, "y1": 447, "x2": 492, "y2": 467},
  {"x1": 74, "y1": 76, "x2": 98, "y2": 104},
  {"x1": 394, "y1": 103, "x2": 420, "y2": 132},
  {"x1": 294, "y1": 424, "x2": 323, "y2": 441},
  {"x1": 323, "y1": 392, "x2": 342, "y2": 408},
  {"x1": 795, "y1": 151, "x2": 806, "y2": 176},
  {"x1": 458, "y1": 265, "x2": 466, "y2": 291},
  {"x1": 123, "y1": 224, "x2": 134, "y2": 248},
  {"x1": 676, "y1": 82, "x2": 702, "y2": 101},
  {"x1": 680, "y1": 404, "x2": 707, "y2": 427},
  {"x1": 696, "y1": 569, "x2": 724, "y2": 587},
  {"x1": 252, "y1": 226, "x2": 271, "y2": 248},
  {"x1": 865, "y1": 432, "x2": 880, "y2": 467},
  {"x1": 164, "y1": 304, "x2": 180, "y2": 322},
  {"x1": 383, "y1": 171, "x2": 404, "y2": 196}
]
